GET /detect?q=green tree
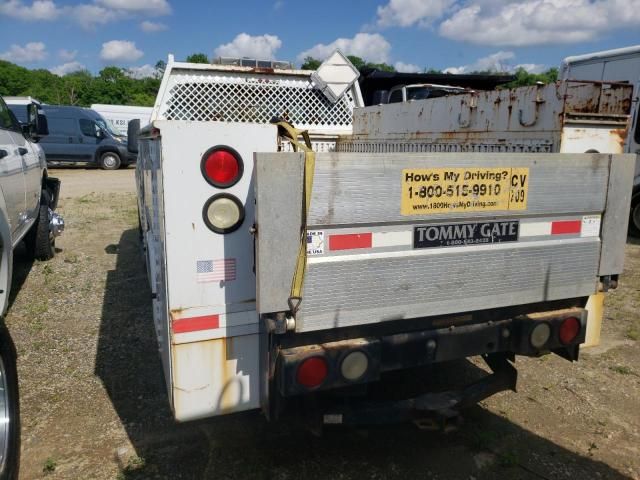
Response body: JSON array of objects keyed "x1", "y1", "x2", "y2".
[
  {"x1": 347, "y1": 55, "x2": 395, "y2": 72},
  {"x1": 0, "y1": 60, "x2": 31, "y2": 96},
  {"x1": 186, "y1": 53, "x2": 209, "y2": 64},
  {"x1": 503, "y1": 67, "x2": 559, "y2": 88},
  {"x1": 0, "y1": 60, "x2": 160, "y2": 107},
  {"x1": 300, "y1": 55, "x2": 396, "y2": 72},
  {"x1": 300, "y1": 56, "x2": 321, "y2": 70}
]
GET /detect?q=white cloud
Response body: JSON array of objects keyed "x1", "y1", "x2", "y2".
[
  {"x1": 96, "y1": 0, "x2": 171, "y2": 15},
  {"x1": 273, "y1": 0, "x2": 284, "y2": 9},
  {"x1": 0, "y1": 42, "x2": 47, "y2": 63},
  {"x1": 377, "y1": 0, "x2": 455, "y2": 27},
  {"x1": 444, "y1": 51, "x2": 515, "y2": 74},
  {"x1": 298, "y1": 33, "x2": 391, "y2": 64},
  {"x1": 443, "y1": 51, "x2": 547, "y2": 74},
  {"x1": 0, "y1": 0, "x2": 171, "y2": 30},
  {"x1": 514, "y1": 63, "x2": 547, "y2": 74},
  {"x1": 0, "y1": 0, "x2": 60, "y2": 20},
  {"x1": 71, "y1": 4, "x2": 120, "y2": 29},
  {"x1": 50, "y1": 61, "x2": 86, "y2": 76},
  {"x1": 126, "y1": 64, "x2": 160, "y2": 78},
  {"x1": 214, "y1": 33, "x2": 282, "y2": 60},
  {"x1": 394, "y1": 61, "x2": 421, "y2": 73},
  {"x1": 439, "y1": 0, "x2": 640, "y2": 46},
  {"x1": 58, "y1": 49, "x2": 77, "y2": 61},
  {"x1": 140, "y1": 20, "x2": 167, "y2": 32},
  {"x1": 100, "y1": 40, "x2": 143, "y2": 63}
]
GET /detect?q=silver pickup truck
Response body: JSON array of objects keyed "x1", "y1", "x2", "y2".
[{"x1": 0, "y1": 96, "x2": 64, "y2": 479}]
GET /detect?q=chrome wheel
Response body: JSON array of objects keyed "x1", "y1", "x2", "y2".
[
  {"x1": 0, "y1": 355, "x2": 9, "y2": 474},
  {"x1": 102, "y1": 154, "x2": 118, "y2": 169}
]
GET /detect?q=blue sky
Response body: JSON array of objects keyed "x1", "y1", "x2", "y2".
[{"x1": 1, "y1": 0, "x2": 640, "y2": 77}]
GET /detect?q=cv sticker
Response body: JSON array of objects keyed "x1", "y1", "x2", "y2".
[
  {"x1": 414, "y1": 221, "x2": 520, "y2": 249},
  {"x1": 401, "y1": 167, "x2": 529, "y2": 215}
]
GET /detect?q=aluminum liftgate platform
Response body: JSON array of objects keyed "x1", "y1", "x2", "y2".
[{"x1": 255, "y1": 152, "x2": 635, "y2": 333}]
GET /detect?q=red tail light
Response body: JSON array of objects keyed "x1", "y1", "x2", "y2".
[
  {"x1": 296, "y1": 357, "x2": 328, "y2": 388},
  {"x1": 559, "y1": 317, "x2": 580, "y2": 345},
  {"x1": 201, "y1": 146, "x2": 243, "y2": 188}
]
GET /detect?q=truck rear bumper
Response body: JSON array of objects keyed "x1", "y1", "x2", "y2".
[{"x1": 276, "y1": 307, "x2": 586, "y2": 399}]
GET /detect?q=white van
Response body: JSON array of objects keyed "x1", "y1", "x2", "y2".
[
  {"x1": 90, "y1": 104, "x2": 153, "y2": 136},
  {"x1": 560, "y1": 45, "x2": 640, "y2": 234}
]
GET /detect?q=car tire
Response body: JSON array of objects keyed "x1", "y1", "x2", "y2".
[
  {"x1": 99, "y1": 151, "x2": 121, "y2": 170},
  {"x1": 630, "y1": 190, "x2": 640, "y2": 237},
  {"x1": 26, "y1": 191, "x2": 55, "y2": 261},
  {"x1": 0, "y1": 326, "x2": 20, "y2": 480}
]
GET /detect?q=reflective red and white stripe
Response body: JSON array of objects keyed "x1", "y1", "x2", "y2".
[
  {"x1": 172, "y1": 314, "x2": 220, "y2": 333},
  {"x1": 313, "y1": 215, "x2": 601, "y2": 253}
]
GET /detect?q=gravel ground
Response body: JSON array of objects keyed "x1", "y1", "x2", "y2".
[{"x1": 4, "y1": 168, "x2": 640, "y2": 479}]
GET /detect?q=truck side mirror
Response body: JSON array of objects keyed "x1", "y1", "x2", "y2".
[{"x1": 26, "y1": 104, "x2": 48, "y2": 140}]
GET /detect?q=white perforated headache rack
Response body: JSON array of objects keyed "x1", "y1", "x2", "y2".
[{"x1": 150, "y1": 54, "x2": 363, "y2": 133}]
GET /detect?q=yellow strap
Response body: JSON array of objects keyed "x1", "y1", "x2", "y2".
[{"x1": 273, "y1": 121, "x2": 314, "y2": 316}]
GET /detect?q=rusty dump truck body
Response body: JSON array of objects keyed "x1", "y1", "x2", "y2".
[{"x1": 339, "y1": 81, "x2": 633, "y2": 154}]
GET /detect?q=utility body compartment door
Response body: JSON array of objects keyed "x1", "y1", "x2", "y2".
[{"x1": 254, "y1": 152, "x2": 636, "y2": 333}]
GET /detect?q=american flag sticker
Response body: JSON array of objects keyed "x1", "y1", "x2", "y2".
[{"x1": 196, "y1": 258, "x2": 237, "y2": 283}]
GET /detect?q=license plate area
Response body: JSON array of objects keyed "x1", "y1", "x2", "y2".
[{"x1": 413, "y1": 221, "x2": 519, "y2": 249}]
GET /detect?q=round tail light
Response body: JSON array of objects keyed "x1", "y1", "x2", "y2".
[
  {"x1": 340, "y1": 351, "x2": 369, "y2": 381},
  {"x1": 202, "y1": 194, "x2": 245, "y2": 233},
  {"x1": 296, "y1": 357, "x2": 328, "y2": 388},
  {"x1": 201, "y1": 146, "x2": 243, "y2": 188},
  {"x1": 530, "y1": 322, "x2": 551, "y2": 349},
  {"x1": 559, "y1": 317, "x2": 580, "y2": 345}
]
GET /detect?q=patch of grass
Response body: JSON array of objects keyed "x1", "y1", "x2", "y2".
[
  {"x1": 499, "y1": 450, "x2": 520, "y2": 468},
  {"x1": 588, "y1": 442, "x2": 598, "y2": 456},
  {"x1": 77, "y1": 194, "x2": 97, "y2": 204},
  {"x1": 64, "y1": 253, "x2": 80, "y2": 264},
  {"x1": 467, "y1": 428, "x2": 498, "y2": 451},
  {"x1": 124, "y1": 207, "x2": 139, "y2": 226},
  {"x1": 124, "y1": 455, "x2": 146, "y2": 472},
  {"x1": 26, "y1": 298, "x2": 48, "y2": 317},
  {"x1": 42, "y1": 264, "x2": 54, "y2": 285},
  {"x1": 609, "y1": 365, "x2": 632, "y2": 375},
  {"x1": 626, "y1": 327, "x2": 639, "y2": 341},
  {"x1": 43, "y1": 457, "x2": 57, "y2": 473}
]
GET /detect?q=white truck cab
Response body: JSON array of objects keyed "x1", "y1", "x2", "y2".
[{"x1": 386, "y1": 83, "x2": 468, "y2": 104}]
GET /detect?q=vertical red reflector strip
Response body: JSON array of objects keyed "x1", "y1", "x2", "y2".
[
  {"x1": 551, "y1": 220, "x2": 581, "y2": 235},
  {"x1": 172, "y1": 314, "x2": 220, "y2": 333},
  {"x1": 329, "y1": 233, "x2": 373, "y2": 251}
]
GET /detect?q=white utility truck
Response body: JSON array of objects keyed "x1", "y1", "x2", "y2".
[
  {"x1": 134, "y1": 53, "x2": 635, "y2": 427},
  {"x1": 560, "y1": 45, "x2": 640, "y2": 234}
]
